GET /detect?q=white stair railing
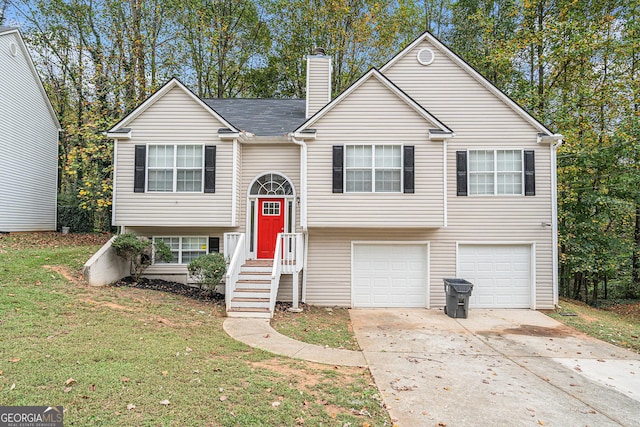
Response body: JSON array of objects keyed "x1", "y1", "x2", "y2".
[
  {"x1": 223, "y1": 232, "x2": 243, "y2": 263},
  {"x1": 269, "y1": 234, "x2": 284, "y2": 314},
  {"x1": 225, "y1": 233, "x2": 246, "y2": 311}
]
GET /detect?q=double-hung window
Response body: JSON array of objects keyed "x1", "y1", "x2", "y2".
[
  {"x1": 345, "y1": 145, "x2": 402, "y2": 193},
  {"x1": 147, "y1": 145, "x2": 203, "y2": 192},
  {"x1": 153, "y1": 236, "x2": 208, "y2": 264},
  {"x1": 465, "y1": 149, "x2": 531, "y2": 196}
]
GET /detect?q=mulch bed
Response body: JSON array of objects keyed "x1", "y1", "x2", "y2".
[{"x1": 111, "y1": 276, "x2": 225, "y2": 304}]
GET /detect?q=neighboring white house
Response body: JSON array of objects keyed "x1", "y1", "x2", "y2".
[
  {"x1": 0, "y1": 26, "x2": 60, "y2": 232},
  {"x1": 104, "y1": 31, "x2": 563, "y2": 317}
]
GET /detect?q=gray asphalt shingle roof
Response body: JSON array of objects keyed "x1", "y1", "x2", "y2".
[{"x1": 204, "y1": 98, "x2": 307, "y2": 137}]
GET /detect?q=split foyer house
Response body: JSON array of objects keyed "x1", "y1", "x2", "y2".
[
  {"x1": 0, "y1": 26, "x2": 60, "y2": 232},
  {"x1": 106, "y1": 32, "x2": 563, "y2": 317}
]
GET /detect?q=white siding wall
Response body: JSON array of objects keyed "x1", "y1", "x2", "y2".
[
  {"x1": 114, "y1": 86, "x2": 233, "y2": 226},
  {"x1": 304, "y1": 38, "x2": 555, "y2": 309},
  {"x1": 238, "y1": 142, "x2": 301, "y2": 233},
  {"x1": 307, "y1": 76, "x2": 444, "y2": 228},
  {"x1": 0, "y1": 31, "x2": 58, "y2": 231},
  {"x1": 306, "y1": 55, "x2": 331, "y2": 118}
]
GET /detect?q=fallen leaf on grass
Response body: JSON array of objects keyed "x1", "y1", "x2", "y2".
[
  {"x1": 89, "y1": 384, "x2": 96, "y2": 392},
  {"x1": 185, "y1": 347, "x2": 192, "y2": 352},
  {"x1": 161, "y1": 371, "x2": 168, "y2": 376},
  {"x1": 65, "y1": 378, "x2": 76, "y2": 386},
  {"x1": 126, "y1": 404, "x2": 135, "y2": 410},
  {"x1": 10, "y1": 383, "x2": 15, "y2": 391},
  {"x1": 63, "y1": 387, "x2": 72, "y2": 393},
  {"x1": 121, "y1": 377, "x2": 129, "y2": 383},
  {"x1": 159, "y1": 399, "x2": 170, "y2": 406},
  {"x1": 272, "y1": 401, "x2": 281, "y2": 408},
  {"x1": 220, "y1": 396, "x2": 228, "y2": 402},
  {"x1": 0, "y1": 370, "x2": 3, "y2": 375},
  {"x1": 8, "y1": 358, "x2": 20, "y2": 363}
]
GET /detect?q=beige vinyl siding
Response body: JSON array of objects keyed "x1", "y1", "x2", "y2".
[
  {"x1": 383, "y1": 38, "x2": 543, "y2": 140},
  {"x1": 306, "y1": 55, "x2": 331, "y2": 117},
  {"x1": 307, "y1": 77, "x2": 444, "y2": 228},
  {"x1": 0, "y1": 31, "x2": 58, "y2": 231},
  {"x1": 114, "y1": 86, "x2": 233, "y2": 226},
  {"x1": 305, "y1": 226, "x2": 554, "y2": 309},
  {"x1": 238, "y1": 142, "x2": 301, "y2": 233}
]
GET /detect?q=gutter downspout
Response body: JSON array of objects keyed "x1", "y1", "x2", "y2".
[
  {"x1": 291, "y1": 135, "x2": 308, "y2": 303},
  {"x1": 551, "y1": 138, "x2": 564, "y2": 307}
]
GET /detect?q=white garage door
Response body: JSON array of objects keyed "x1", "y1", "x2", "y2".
[
  {"x1": 458, "y1": 244, "x2": 532, "y2": 308},
  {"x1": 352, "y1": 244, "x2": 428, "y2": 308}
]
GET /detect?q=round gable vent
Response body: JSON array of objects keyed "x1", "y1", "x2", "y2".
[{"x1": 416, "y1": 48, "x2": 435, "y2": 65}]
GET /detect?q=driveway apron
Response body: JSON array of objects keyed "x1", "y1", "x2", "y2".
[{"x1": 350, "y1": 309, "x2": 640, "y2": 427}]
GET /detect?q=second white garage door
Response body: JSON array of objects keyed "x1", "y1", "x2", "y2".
[
  {"x1": 352, "y1": 243, "x2": 428, "y2": 308},
  {"x1": 457, "y1": 244, "x2": 532, "y2": 308}
]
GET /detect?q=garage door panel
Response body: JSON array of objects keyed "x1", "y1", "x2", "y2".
[
  {"x1": 353, "y1": 244, "x2": 428, "y2": 308},
  {"x1": 458, "y1": 244, "x2": 532, "y2": 309}
]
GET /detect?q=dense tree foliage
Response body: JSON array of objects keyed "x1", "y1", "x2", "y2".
[{"x1": 2, "y1": 0, "x2": 638, "y2": 302}]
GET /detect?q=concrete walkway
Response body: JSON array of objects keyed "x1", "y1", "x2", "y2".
[{"x1": 223, "y1": 317, "x2": 367, "y2": 367}]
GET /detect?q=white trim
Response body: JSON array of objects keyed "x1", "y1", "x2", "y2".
[
  {"x1": 551, "y1": 140, "x2": 563, "y2": 306},
  {"x1": 108, "y1": 78, "x2": 238, "y2": 133},
  {"x1": 106, "y1": 130, "x2": 132, "y2": 139},
  {"x1": 296, "y1": 68, "x2": 452, "y2": 133},
  {"x1": 443, "y1": 140, "x2": 448, "y2": 227},
  {"x1": 112, "y1": 139, "x2": 118, "y2": 225},
  {"x1": 455, "y1": 241, "x2": 536, "y2": 309},
  {"x1": 381, "y1": 32, "x2": 554, "y2": 135},
  {"x1": 351, "y1": 241, "x2": 430, "y2": 309},
  {"x1": 305, "y1": 56, "x2": 310, "y2": 119},
  {"x1": 0, "y1": 29, "x2": 61, "y2": 130},
  {"x1": 231, "y1": 138, "x2": 238, "y2": 227}
]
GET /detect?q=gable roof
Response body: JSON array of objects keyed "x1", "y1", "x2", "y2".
[
  {"x1": 204, "y1": 99, "x2": 306, "y2": 136},
  {"x1": 381, "y1": 31, "x2": 554, "y2": 135},
  {"x1": 108, "y1": 78, "x2": 238, "y2": 133},
  {"x1": 0, "y1": 26, "x2": 61, "y2": 129},
  {"x1": 295, "y1": 68, "x2": 453, "y2": 134}
]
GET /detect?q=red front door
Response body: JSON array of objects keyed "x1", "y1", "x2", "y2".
[{"x1": 257, "y1": 198, "x2": 285, "y2": 259}]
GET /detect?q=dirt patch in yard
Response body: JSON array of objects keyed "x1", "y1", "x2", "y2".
[{"x1": 43, "y1": 264, "x2": 82, "y2": 284}]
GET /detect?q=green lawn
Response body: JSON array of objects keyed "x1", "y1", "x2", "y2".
[
  {"x1": 549, "y1": 298, "x2": 640, "y2": 353},
  {"x1": 0, "y1": 233, "x2": 389, "y2": 426}
]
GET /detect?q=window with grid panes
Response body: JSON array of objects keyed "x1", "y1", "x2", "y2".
[
  {"x1": 147, "y1": 145, "x2": 203, "y2": 192},
  {"x1": 469, "y1": 150, "x2": 523, "y2": 195},
  {"x1": 345, "y1": 145, "x2": 401, "y2": 193}
]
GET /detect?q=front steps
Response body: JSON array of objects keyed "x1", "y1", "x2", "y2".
[{"x1": 227, "y1": 260, "x2": 273, "y2": 318}]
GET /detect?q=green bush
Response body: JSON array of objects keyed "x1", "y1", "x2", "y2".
[
  {"x1": 57, "y1": 206, "x2": 94, "y2": 233},
  {"x1": 112, "y1": 233, "x2": 173, "y2": 281},
  {"x1": 187, "y1": 253, "x2": 227, "y2": 295}
]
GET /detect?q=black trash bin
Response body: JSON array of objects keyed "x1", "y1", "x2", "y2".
[{"x1": 443, "y1": 278, "x2": 474, "y2": 319}]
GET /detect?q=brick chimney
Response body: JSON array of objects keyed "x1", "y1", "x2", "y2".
[{"x1": 305, "y1": 48, "x2": 331, "y2": 118}]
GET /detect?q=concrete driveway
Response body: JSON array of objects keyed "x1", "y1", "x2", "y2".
[{"x1": 350, "y1": 309, "x2": 640, "y2": 427}]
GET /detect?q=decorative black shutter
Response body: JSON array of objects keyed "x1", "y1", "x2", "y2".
[
  {"x1": 204, "y1": 145, "x2": 216, "y2": 193},
  {"x1": 524, "y1": 150, "x2": 535, "y2": 196},
  {"x1": 456, "y1": 151, "x2": 468, "y2": 196},
  {"x1": 403, "y1": 145, "x2": 415, "y2": 193},
  {"x1": 208, "y1": 237, "x2": 220, "y2": 253},
  {"x1": 332, "y1": 146, "x2": 344, "y2": 193},
  {"x1": 134, "y1": 145, "x2": 146, "y2": 193}
]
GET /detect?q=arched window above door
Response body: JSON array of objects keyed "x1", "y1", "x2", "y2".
[{"x1": 250, "y1": 173, "x2": 293, "y2": 196}]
